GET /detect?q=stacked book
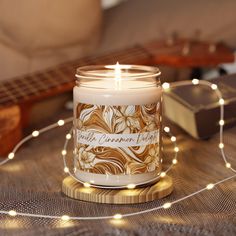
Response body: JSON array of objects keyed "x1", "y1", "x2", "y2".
[{"x1": 163, "y1": 74, "x2": 236, "y2": 139}]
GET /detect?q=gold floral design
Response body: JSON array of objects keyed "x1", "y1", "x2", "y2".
[
  {"x1": 77, "y1": 146, "x2": 96, "y2": 170},
  {"x1": 146, "y1": 145, "x2": 160, "y2": 171},
  {"x1": 75, "y1": 102, "x2": 161, "y2": 175},
  {"x1": 125, "y1": 144, "x2": 161, "y2": 174},
  {"x1": 114, "y1": 106, "x2": 140, "y2": 133}
]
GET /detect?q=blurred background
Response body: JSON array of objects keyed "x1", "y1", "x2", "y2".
[{"x1": 1, "y1": 0, "x2": 236, "y2": 81}]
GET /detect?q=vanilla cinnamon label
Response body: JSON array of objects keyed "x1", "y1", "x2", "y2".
[
  {"x1": 74, "y1": 102, "x2": 161, "y2": 175},
  {"x1": 77, "y1": 130, "x2": 159, "y2": 147}
]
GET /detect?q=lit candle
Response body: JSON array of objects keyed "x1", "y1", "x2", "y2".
[{"x1": 73, "y1": 64, "x2": 162, "y2": 186}]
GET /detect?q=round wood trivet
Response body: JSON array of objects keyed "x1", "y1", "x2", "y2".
[{"x1": 62, "y1": 176, "x2": 173, "y2": 204}]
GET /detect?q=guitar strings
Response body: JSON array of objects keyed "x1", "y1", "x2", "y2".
[
  {"x1": 0, "y1": 40, "x2": 215, "y2": 104},
  {"x1": 0, "y1": 49, "x2": 148, "y2": 103}
]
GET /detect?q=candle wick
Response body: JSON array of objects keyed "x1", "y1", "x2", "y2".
[{"x1": 115, "y1": 62, "x2": 121, "y2": 90}]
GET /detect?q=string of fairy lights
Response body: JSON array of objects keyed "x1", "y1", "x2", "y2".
[{"x1": 0, "y1": 79, "x2": 235, "y2": 222}]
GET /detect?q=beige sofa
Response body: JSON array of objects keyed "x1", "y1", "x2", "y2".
[{"x1": 1, "y1": 0, "x2": 236, "y2": 82}]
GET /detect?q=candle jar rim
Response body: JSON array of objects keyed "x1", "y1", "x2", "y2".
[{"x1": 76, "y1": 64, "x2": 161, "y2": 81}]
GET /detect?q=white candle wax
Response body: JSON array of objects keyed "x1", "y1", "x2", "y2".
[{"x1": 74, "y1": 80, "x2": 161, "y2": 106}]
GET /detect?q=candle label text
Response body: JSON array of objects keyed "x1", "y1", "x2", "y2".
[
  {"x1": 74, "y1": 102, "x2": 161, "y2": 175},
  {"x1": 77, "y1": 130, "x2": 159, "y2": 147}
]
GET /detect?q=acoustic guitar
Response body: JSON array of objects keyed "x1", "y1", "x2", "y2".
[{"x1": 0, "y1": 38, "x2": 234, "y2": 155}]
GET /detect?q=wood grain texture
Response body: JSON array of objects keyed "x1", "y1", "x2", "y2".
[
  {"x1": 62, "y1": 175, "x2": 173, "y2": 204},
  {"x1": 0, "y1": 105, "x2": 22, "y2": 155}
]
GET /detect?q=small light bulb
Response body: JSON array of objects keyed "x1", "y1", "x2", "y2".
[
  {"x1": 219, "y1": 120, "x2": 224, "y2": 126},
  {"x1": 61, "y1": 215, "x2": 70, "y2": 221},
  {"x1": 164, "y1": 126, "x2": 170, "y2": 133},
  {"x1": 160, "y1": 172, "x2": 166, "y2": 178},
  {"x1": 66, "y1": 134, "x2": 72, "y2": 140},
  {"x1": 127, "y1": 184, "x2": 136, "y2": 189},
  {"x1": 162, "y1": 82, "x2": 170, "y2": 90},
  {"x1": 226, "y1": 163, "x2": 231, "y2": 168},
  {"x1": 61, "y1": 150, "x2": 67, "y2": 156},
  {"x1": 8, "y1": 152, "x2": 15, "y2": 160},
  {"x1": 113, "y1": 214, "x2": 122, "y2": 220},
  {"x1": 171, "y1": 136, "x2": 176, "y2": 142},
  {"x1": 172, "y1": 159, "x2": 178, "y2": 165},
  {"x1": 206, "y1": 183, "x2": 214, "y2": 190},
  {"x1": 192, "y1": 79, "x2": 199, "y2": 85},
  {"x1": 64, "y1": 167, "x2": 69, "y2": 173},
  {"x1": 219, "y1": 99, "x2": 225, "y2": 105},
  {"x1": 83, "y1": 182, "x2": 91, "y2": 188},
  {"x1": 174, "y1": 147, "x2": 179, "y2": 152},
  {"x1": 8, "y1": 210, "x2": 17, "y2": 216},
  {"x1": 32, "y1": 130, "x2": 39, "y2": 137},
  {"x1": 58, "y1": 120, "x2": 65, "y2": 126},
  {"x1": 163, "y1": 202, "x2": 172, "y2": 209},
  {"x1": 211, "y1": 84, "x2": 218, "y2": 90},
  {"x1": 219, "y1": 143, "x2": 224, "y2": 149}
]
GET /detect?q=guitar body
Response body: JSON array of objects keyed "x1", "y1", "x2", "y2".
[{"x1": 0, "y1": 105, "x2": 22, "y2": 156}]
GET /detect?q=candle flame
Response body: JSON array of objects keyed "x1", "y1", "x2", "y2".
[
  {"x1": 114, "y1": 62, "x2": 121, "y2": 90},
  {"x1": 105, "y1": 62, "x2": 126, "y2": 90},
  {"x1": 115, "y1": 62, "x2": 121, "y2": 81}
]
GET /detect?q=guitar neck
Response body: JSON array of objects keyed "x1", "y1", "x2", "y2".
[
  {"x1": 0, "y1": 38, "x2": 234, "y2": 108},
  {"x1": 0, "y1": 45, "x2": 151, "y2": 107}
]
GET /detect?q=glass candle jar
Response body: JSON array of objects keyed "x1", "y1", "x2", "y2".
[{"x1": 73, "y1": 64, "x2": 162, "y2": 187}]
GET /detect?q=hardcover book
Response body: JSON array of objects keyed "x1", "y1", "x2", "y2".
[{"x1": 163, "y1": 74, "x2": 236, "y2": 139}]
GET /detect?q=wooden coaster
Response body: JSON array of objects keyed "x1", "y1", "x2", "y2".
[{"x1": 62, "y1": 175, "x2": 173, "y2": 204}]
